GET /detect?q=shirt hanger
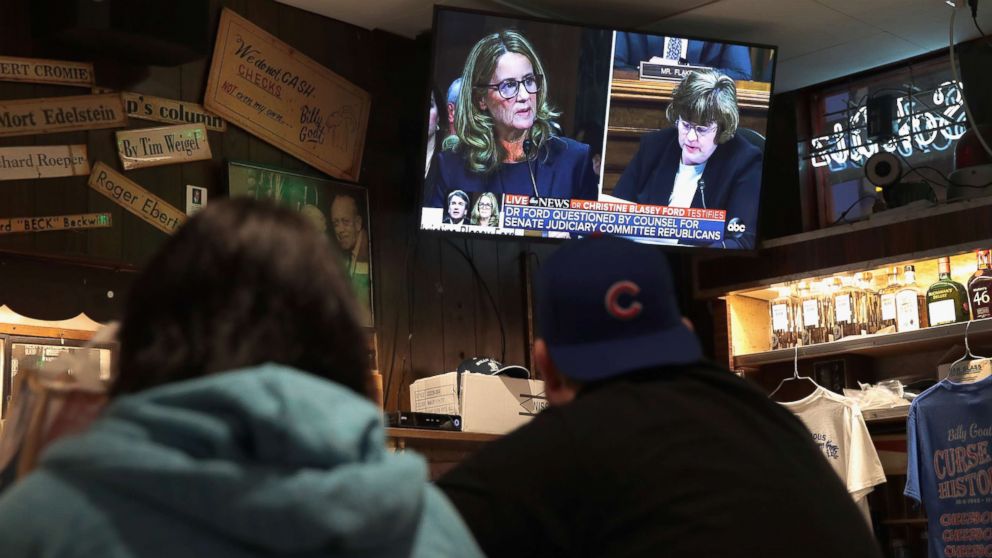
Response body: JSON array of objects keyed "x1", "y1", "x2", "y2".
[
  {"x1": 948, "y1": 320, "x2": 992, "y2": 383},
  {"x1": 769, "y1": 345, "x2": 821, "y2": 401}
]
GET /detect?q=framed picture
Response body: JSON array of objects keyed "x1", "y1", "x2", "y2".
[{"x1": 227, "y1": 161, "x2": 374, "y2": 327}]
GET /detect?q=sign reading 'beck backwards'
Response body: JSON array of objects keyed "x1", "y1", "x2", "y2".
[
  {"x1": 0, "y1": 93, "x2": 126, "y2": 137},
  {"x1": 0, "y1": 213, "x2": 111, "y2": 235},
  {"x1": 87, "y1": 162, "x2": 186, "y2": 234},
  {"x1": 116, "y1": 123, "x2": 212, "y2": 170}
]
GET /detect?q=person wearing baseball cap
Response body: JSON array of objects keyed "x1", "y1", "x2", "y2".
[{"x1": 437, "y1": 235, "x2": 882, "y2": 558}]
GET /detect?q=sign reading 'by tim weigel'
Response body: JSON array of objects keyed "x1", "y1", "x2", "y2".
[
  {"x1": 0, "y1": 55, "x2": 94, "y2": 87},
  {"x1": 116, "y1": 123, "x2": 212, "y2": 170},
  {"x1": 87, "y1": 161, "x2": 186, "y2": 234},
  {"x1": 0, "y1": 145, "x2": 90, "y2": 181},
  {"x1": 0, "y1": 213, "x2": 111, "y2": 235},
  {"x1": 0, "y1": 93, "x2": 126, "y2": 137}
]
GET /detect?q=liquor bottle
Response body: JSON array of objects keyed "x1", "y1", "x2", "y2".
[
  {"x1": 798, "y1": 283, "x2": 829, "y2": 345},
  {"x1": 832, "y1": 276, "x2": 859, "y2": 340},
  {"x1": 967, "y1": 249, "x2": 992, "y2": 320},
  {"x1": 769, "y1": 285, "x2": 800, "y2": 350},
  {"x1": 877, "y1": 267, "x2": 901, "y2": 331},
  {"x1": 856, "y1": 271, "x2": 882, "y2": 334},
  {"x1": 896, "y1": 265, "x2": 930, "y2": 332},
  {"x1": 926, "y1": 257, "x2": 970, "y2": 326}
]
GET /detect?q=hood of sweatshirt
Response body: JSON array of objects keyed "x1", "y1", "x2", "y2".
[{"x1": 40, "y1": 364, "x2": 433, "y2": 554}]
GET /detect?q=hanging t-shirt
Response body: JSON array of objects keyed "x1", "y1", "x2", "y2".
[
  {"x1": 781, "y1": 387, "x2": 887, "y2": 522},
  {"x1": 905, "y1": 375, "x2": 992, "y2": 558}
]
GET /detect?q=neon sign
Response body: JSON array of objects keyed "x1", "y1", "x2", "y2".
[{"x1": 808, "y1": 81, "x2": 967, "y2": 172}]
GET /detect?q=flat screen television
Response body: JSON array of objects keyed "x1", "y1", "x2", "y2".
[{"x1": 420, "y1": 7, "x2": 777, "y2": 250}]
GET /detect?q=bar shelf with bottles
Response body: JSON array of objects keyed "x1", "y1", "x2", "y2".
[{"x1": 727, "y1": 249, "x2": 992, "y2": 367}]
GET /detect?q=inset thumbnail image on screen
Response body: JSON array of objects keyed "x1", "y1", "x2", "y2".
[{"x1": 420, "y1": 8, "x2": 776, "y2": 250}]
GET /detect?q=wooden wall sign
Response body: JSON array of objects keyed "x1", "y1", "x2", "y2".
[
  {"x1": 87, "y1": 162, "x2": 186, "y2": 234},
  {"x1": 115, "y1": 123, "x2": 212, "y2": 170},
  {"x1": 0, "y1": 93, "x2": 126, "y2": 137},
  {"x1": 122, "y1": 92, "x2": 227, "y2": 132},
  {"x1": 0, "y1": 55, "x2": 94, "y2": 87},
  {"x1": 0, "y1": 213, "x2": 111, "y2": 234},
  {"x1": 0, "y1": 145, "x2": 90, "y2": 181},
  {"x1": 204, "y1": 8, "x2": 370, "y2": 181}
]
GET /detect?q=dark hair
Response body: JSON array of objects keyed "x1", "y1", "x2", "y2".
[{"x1": 112, "y1": 198, "x2": 369, "y2": 398}]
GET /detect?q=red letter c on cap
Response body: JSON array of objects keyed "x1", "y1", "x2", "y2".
[{"x1": 605, "y1": 280, "x2": 642, "y2": 320}]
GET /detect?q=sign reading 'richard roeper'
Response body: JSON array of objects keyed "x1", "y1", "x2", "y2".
[
  {"x1": 0, "y1": 145, "x2": 90, "y2": 180},
  {"x1": 203, "y1": 8, "x2": 370, "y2": 181},
  {"x1": 116, "y1": 124, "x2": 212, "y2": 170},
  {"x1": 87, "y1": 162, "x2": 186, "y2": 234},
  {"x1": 0, "y1": 93, "x2": 126, "y2": 137}
]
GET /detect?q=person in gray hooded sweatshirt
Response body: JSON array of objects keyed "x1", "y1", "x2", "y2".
[{"x1": 0, "y1": 198, "x2": 482, "y2": 558}]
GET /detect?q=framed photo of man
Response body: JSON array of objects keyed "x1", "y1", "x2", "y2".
[{"x1": 227, "y1": 161, "x2": 374, "y2": 327}]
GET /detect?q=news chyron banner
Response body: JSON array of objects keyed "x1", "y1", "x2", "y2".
[{"x1": 501, "y1": 195, "x2": 727, "y2": 243}]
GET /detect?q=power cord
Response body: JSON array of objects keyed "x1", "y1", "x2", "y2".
[
  {"x1": 831, "y1": 194, "x2": 880, "y2": 225},
  {"x1": 445, "y1": 238, "x2": 507, "y2": 363},
  {"x1": 893, "y1": 150, "x2": 992, "y2": 189}
]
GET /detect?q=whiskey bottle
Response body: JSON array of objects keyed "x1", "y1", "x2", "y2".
[
  {"x1": 877, "y1": 267, "x2": 901, "y2": 331},
  {"x1": 799, "y1": 283, "x2": 830, "y2": 345},
  {"x1": 896, "y1": 265, "x2": 930, "y2": 332},
  {"x1": 967, "y1": 250, "x2": 992, "y2": 321},
  {"x1": 769, "y1": 285, "x2": 800, "y2": 350},
  {"x1": 926, "y1": 257, "x2": 970, "y2": 326},
  {"x1": 856, "y1": 271, "x2": 881, "y2": 334},
  {"x1": 832, "y1": 276, "x2": 859, "y2": 340}
]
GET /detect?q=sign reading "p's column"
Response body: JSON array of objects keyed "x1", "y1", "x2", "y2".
[{"x1": 87, "y1": 161, "x2": 186, "y2": 234}]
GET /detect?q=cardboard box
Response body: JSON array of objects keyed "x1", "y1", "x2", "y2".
[{"x1": 410, "y1": 372, "x2": 546, "y2": 434}]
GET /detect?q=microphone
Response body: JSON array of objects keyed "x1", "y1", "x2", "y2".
[
  {"x1": 523, "y1": 138, "x2": 539, "y2": 199},
  {"x1": 698, "y1": 178, "x2": 707, "y2": 209}
]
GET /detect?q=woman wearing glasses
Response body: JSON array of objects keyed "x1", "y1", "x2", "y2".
[
  {"x1": 425, "y1": 30, "x2": 598, "y2": 209},
  {"x1": 612, "y1": 69, "x2": 763, "y2": 249},
  {"x1": 471, "y1": 192, "x2": 500, "y2": 227}
]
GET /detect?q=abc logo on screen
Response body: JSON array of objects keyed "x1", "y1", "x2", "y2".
[{"x1": 726, "y1": 219, "x2": 746, "y2": 233}]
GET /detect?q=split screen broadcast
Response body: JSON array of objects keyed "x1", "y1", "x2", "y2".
[{"x1": 421, "y1": 9, "x2": 776, "y2": 250}]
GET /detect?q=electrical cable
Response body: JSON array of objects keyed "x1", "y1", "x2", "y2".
[
  {"x1": 950, "y1": 8, "x2": 992, "y2": 161},
  {"x1": 445, "y1": 238, "x2": 507, "y2": 363},
  {"x1": 831, "y1": 194, "x2": 880, "y2": 225},
  {"x1": 893, "y1": 150, "x2": 992, "y2": 189}
]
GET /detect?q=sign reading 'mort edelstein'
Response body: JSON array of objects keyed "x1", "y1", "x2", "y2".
[
  {"x1": 0, "y1": 93, "x2": 126, "y2": 137},
  {"x1": 204, "y1": 8, "x2": 370, "y2": 182}
]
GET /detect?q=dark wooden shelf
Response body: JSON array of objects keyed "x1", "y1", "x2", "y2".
[
  {"x1": 734, "y1": 318, "x2": 992, "y2": 367},
  {"x1": 385, "y1": 427, "x2": 500, "y2": 443}
]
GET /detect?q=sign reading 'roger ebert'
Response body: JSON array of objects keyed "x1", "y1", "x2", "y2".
[
  {"x1": 87, "y1": 161, "x2": 186, "y2": 234},
  {"x1": 203, "y1": 8, "x2": 370, "y2": 182}
]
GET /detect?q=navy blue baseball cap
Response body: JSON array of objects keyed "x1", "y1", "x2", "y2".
[{"x1": 536, "y1": 235, "x2": 702, "y2": 382}]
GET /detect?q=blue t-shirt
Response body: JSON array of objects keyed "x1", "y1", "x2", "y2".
[{"x1": 905, "y1": 375, "x2": 992, "y2": 558}]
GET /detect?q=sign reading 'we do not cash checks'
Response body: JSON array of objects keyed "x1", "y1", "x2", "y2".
[
  {"x1": 204, "y1": 8, "x2": 370, "y2": 182},
  {"x1": 88, "y1": 162, "x2": 186, "y2": 234}
]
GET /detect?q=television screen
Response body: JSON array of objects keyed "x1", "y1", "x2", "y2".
[{"x1": 421, "y1": 8, "x2": 777, "y2": 250}]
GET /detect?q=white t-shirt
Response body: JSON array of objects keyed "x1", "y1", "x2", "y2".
[
  {"x1": 780, "y1": 387, "x2": 886, "y2": 524},
  {"x1": 669, "y1": 161, "x2": 705, "y2": 207}
]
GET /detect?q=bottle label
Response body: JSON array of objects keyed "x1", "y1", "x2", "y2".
[
  {"x1": 896, "y1": 290, "x2": 921, "y2": 331},
  {"x1": 971, "y1": 286, "x2": 992, "y2": 319},
  {"x1": 881, "y1": 293, "x2": 897, "y2": 321},
  {"x1": 835, "y1": 295, "x2": 852, "y2": 323},
  {"x1": 928, "y1": 298, "x2": 957, "y2": 326},
  {"x1": 803, "y1": 299, "x2": 819, "y2": 327},
  {"x1": 771, "y1": 304, "x2": 789, "y2": 332}
]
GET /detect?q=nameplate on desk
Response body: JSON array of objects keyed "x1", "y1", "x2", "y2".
[{"x1": 639, "y1": 62, "x2": 711, "y2": 82}]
